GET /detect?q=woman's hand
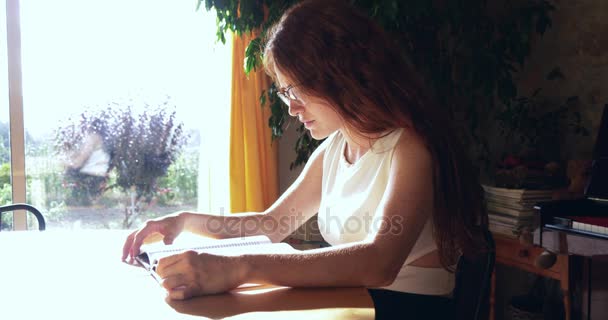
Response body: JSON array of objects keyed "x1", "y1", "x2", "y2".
[
  {"x1": 122, "y1": 213, "x2": 186, "y2": 262},
  {"x1": 156, "y1": 251, "x2": 247, "y2": 300}
]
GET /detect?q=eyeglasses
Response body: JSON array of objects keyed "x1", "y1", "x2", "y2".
[{"x1": 276, "y1": 84, "x2": 305, "y2": 107}]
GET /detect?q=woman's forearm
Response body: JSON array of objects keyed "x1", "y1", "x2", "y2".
[
  {"x1": 179, "y1": 211, "x2": 276, "y2": 240},
  {"x1": 241, "y1": 243, "x2": 398, "y2": 288}
]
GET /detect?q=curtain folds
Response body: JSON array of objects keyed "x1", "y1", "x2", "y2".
[{"x1": 229, "y1": 32, "x2": 279, "y2": 213}]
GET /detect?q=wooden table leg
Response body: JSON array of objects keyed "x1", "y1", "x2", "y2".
[
  {"x1": 490, "y1": 270, "x2": 496, "y2": 320},
  {"x1": 559, "y1": 252, "x2": 571, "y2": 320},
  {"x1": 561, "y1": 279, "x2": 571, "y2": 320}
]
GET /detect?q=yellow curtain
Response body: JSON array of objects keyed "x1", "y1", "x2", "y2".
[{"x1": 229, "y1": 32, "x2": 279, "y2": 213}]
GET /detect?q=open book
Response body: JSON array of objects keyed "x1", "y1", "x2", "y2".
[{"x1": 135, "y1": 235, "x2": 295, "y2": 272}]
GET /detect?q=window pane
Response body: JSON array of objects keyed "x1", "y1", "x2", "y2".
[{"x1": 20, "y1": 0, "x2": 231, "y2": 230}]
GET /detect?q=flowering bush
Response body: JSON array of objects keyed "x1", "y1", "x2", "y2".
[
  {"x1": 110, "y1": 102, "x2": 187, "y2": 202},
  {"x1": 55, "y1": 98, "x2": 187, "y2": 226}
]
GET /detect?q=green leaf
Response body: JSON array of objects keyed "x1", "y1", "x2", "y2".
[
  {"x1": 260, "y1": 90, "x2": 267, "y2": 106},
  {"x1": 244, "y1": 37, "x2": 262, "y2": 74}
]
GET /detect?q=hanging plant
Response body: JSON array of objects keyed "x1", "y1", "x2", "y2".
[{"x1": 199, "y1": 0, "x2": 554, "y2": 171}]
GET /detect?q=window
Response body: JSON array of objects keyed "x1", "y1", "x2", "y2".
[{"x1": 3, "y1": 0, "x2": 231, "y2": 230}]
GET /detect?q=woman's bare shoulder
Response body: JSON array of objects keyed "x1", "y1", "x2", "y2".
[{"x1": 392, "y1": 128, "x2": 432, "y2": 163}]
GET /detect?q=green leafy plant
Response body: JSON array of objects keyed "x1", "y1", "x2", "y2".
[
  {"x1": 497, "y1": 91, "x2": 589, "y2": 162},
  {"x1": 491, "y1": 86, "x2": 590, "y2": 189},
  {"x1": 0, "y1": 162, "x2": 10, "y2": 188},
  {"x1": 199, "y1": 0, "x2": 555, "y2": 170},
  {"x1": 45, "y1": 200, "x2": 67, "y2": 224},
  {"x1": 0, "y1": 122, "x2": 10, "y2": 163},
  {"x1": 0, "y1": 181, "x2": 13, "y2": 230},
  {"x1": 156, "y1": 150, "x2": 199, "y2": 206},
  {"x1": 0, "y1": 163, "x2": 16, "y2": 230}
]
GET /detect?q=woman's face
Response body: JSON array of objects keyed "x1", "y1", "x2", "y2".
[{"x1": 275, "y1": 69, "x2": 344, "y2": 140}]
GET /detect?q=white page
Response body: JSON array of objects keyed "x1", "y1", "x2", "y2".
[{"x1": 137, "y1": 235, "x2": 296, "y2": 270}]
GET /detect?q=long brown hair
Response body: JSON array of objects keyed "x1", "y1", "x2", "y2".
[{"x1": 263, "y1": 0, "x2": 489, "y2": 268}]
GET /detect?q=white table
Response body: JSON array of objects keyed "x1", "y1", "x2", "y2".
[{"x1": 0, "y1": 230, "x2": 374, "y2": 319}]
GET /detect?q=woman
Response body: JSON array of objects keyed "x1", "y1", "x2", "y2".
[{"x1": 122, "y1": 1, "x2": 489, "y2": 318}]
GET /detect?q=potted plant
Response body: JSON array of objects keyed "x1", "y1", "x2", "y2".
[{"x1": 492, "y1": 87, "x2": 589, "y2": 190}]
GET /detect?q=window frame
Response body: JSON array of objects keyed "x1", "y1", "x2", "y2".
[{"x1": 6, "y1": 0, "x2": 27, "y2": 230}]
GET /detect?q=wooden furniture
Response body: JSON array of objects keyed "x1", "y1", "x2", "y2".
[
  {"x1": 491, "y1": 233, "x2": 573, "y2": 320},
  {"x1": 0, "y1": 230, "x2": 374, "y2": 320},
  {"x1": 538, "y1": 229, "x2": 608, "y2": 320}
]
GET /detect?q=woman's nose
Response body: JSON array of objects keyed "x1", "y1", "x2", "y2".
[{"x1": 287, "y1": 101, "x2": 304, "y2": 117}]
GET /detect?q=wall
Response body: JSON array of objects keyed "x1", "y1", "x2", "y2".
[
  {"x1": 505, "y1": 1, "x2": 608, "y2": 318},
  {"x1": 515, "y1": 0, "x2": 608, "y2": 159}
]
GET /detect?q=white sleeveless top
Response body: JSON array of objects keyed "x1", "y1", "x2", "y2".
[{"x1": 317, "y1": 129, "x2": 455, "y2": 296}]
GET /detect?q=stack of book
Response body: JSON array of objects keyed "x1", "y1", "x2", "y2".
[{"x1": 482, "y1": 185, "x2": 555, "y2": 238}]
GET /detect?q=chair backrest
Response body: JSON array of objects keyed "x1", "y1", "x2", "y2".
[
  {"x1": 0, "y1": 203, "x2": 46, "y2": 231},
  {"x1": 453, "y1": 229, "x2": 496, "y2": 320},
  {"x1": 585, "y1": 104, "x2": 608, "y2": 200}
]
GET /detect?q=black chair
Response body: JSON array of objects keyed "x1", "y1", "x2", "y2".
[
  {"x1": 453, "y1": 229, "x2": 496, "y2": 320},
  {"x1": 0, "y1": 203, "x2": 46, "y2": 231}
]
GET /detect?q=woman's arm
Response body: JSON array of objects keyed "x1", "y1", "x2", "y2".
[
  {"x1": 241, "y1": 132, "x2": 434, "y2": 288},
  {"x1": 123, "y1": 139, "x2": 327, "y2": 260},
  {"x1": 178, "y1": 137, "x2": 326, "y2": 242},
  {"x1": 156, "y1": 132, "x2": 436, "y2": 298}
]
